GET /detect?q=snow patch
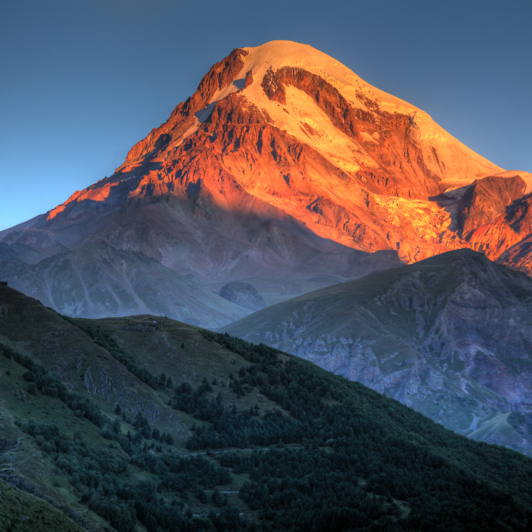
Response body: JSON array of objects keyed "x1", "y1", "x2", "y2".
[{"x1": 233, "y1": 41, "x2": 503, "y2": 183}]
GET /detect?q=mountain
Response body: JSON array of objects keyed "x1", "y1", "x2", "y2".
[
  {"x1": 2, "y1": 40, "x2": 531, "y2": 322},
  {"x1": 0, "y1": 242, "x2": 251, "y2": 329},
  {"x1": 224, "y1": 249, "x2": 532, "y2": 456},
  {"x1": 2, "y1": 284, "x2": 532, "y2": 531}
]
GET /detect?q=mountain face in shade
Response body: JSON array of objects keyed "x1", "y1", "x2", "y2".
[
  {"x1": 224, "y1": 249, "x2": 532, "y2": 456},
  {"x1": 0, "y1": 242, "x2": 250, "y2": 329},
  {"x1": 2, "y1": 40, "x2": 531, "y2": 322}
]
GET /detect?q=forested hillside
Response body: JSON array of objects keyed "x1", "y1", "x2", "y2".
[{"x1": 1, "y1": 284, "x2": 531, "y2": 531}]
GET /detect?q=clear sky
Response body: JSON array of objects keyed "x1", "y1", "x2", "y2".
[{"x1": 1, "y1": 0, "x2": 531, "y2": 230}]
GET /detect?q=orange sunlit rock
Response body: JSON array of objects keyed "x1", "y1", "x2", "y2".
[
  {"x1": 47, "y1": 182, "x2": 116, "y2": 220},
  {"x1": 34, "y1": 41, "x2": 532, "y2": 276}
]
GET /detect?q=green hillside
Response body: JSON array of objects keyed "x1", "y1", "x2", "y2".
[{"x1": 1, "y1": 284, "x2": 532, "y2": 531}]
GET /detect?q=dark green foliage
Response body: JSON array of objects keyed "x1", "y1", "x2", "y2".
[
  {"x1": 23, "y1": 370, "x2": 35, "y2": 382},
  {"x1": 1, "y1": 342, "x2": 107, "y2": 427},
  {"x1": 210, "y1": 489, "x2": 227, "y2": 507},
  {"x1": 202, "y1": 331, "x2": 281, "y2": 368},
  {"x1": 5, "y1": 325, "x2": 532, "y2": 531},
  {"x1": 3, "y1": 340, "x2": 237, "y2": 530},
  {"x1": 197, "y1": 489, "x2": 208, "y2": 504},
  {"x1": 19, "y1": 416, "x2": 235, "y2": 532},
  {"x1": 181, "y1": 333, "x2": 532, "y2": 531}
]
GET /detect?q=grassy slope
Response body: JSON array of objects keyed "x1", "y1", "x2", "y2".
[{"x1": 0, "y1": 479, "x2": 84, "y2": 532}]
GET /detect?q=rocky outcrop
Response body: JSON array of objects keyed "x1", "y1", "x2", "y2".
[
  {"x1": 458, "y1": 174, "x2": 527, "y2": 238},
  {"x1": 464, "y1": 191, "x2": 532, "y2": 262},
  {"x1": 219, "y1": 281, "x2": 266, "y2": 311},
  {"x1": 499, "y1": 233, "x2": 532, "y2": 273},
  {"x1": 122, "y1": 48, "x2": 249, "y2": 169}
]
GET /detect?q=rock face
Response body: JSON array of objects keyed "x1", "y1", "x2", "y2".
[
  {"x1": 224, "y1": 249, "x2": 532, "y2": 455},
  {"x1": 1, "y1": 40, "x2": 531, "y2": 321},
  {"x1": 457, "y1": 174, "x2": 527, "y2": 239},
  {"x1": 219, "y1": 281, "x2": 266, "y2": 311}
]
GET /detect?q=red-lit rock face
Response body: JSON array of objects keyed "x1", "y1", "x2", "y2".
[
  {"x1": 457, "y1": 175, "x2": 527, "y2": 240},
  {"x1": 15, "y1": 41, "x2": 532, "y2": 277},
  {"x1": 121, "y1": 48, "x2": 249, "y2": 169},
  {"x1": 261, "y1": 65, "x2": 443, "y2": 199}
]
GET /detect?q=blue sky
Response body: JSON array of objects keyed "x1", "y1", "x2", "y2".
[{"x1": 1, "y1": 0, "x2": 531, "y2": 230}]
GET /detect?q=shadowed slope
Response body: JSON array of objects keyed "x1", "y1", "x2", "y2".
[{"x1": 0, "y1": 242, "x2": 251, "y2": 328}]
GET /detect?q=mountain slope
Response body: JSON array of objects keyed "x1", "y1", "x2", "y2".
[
  {"x1": 224, "y1": 249, "x2": 532, "y2": 455},
  {"x1": 2, "y1": 284, "x2": 532, "y2": 531},
  {"x1": 0, "y1": 242, "x2": 251, "y2": 328}
]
